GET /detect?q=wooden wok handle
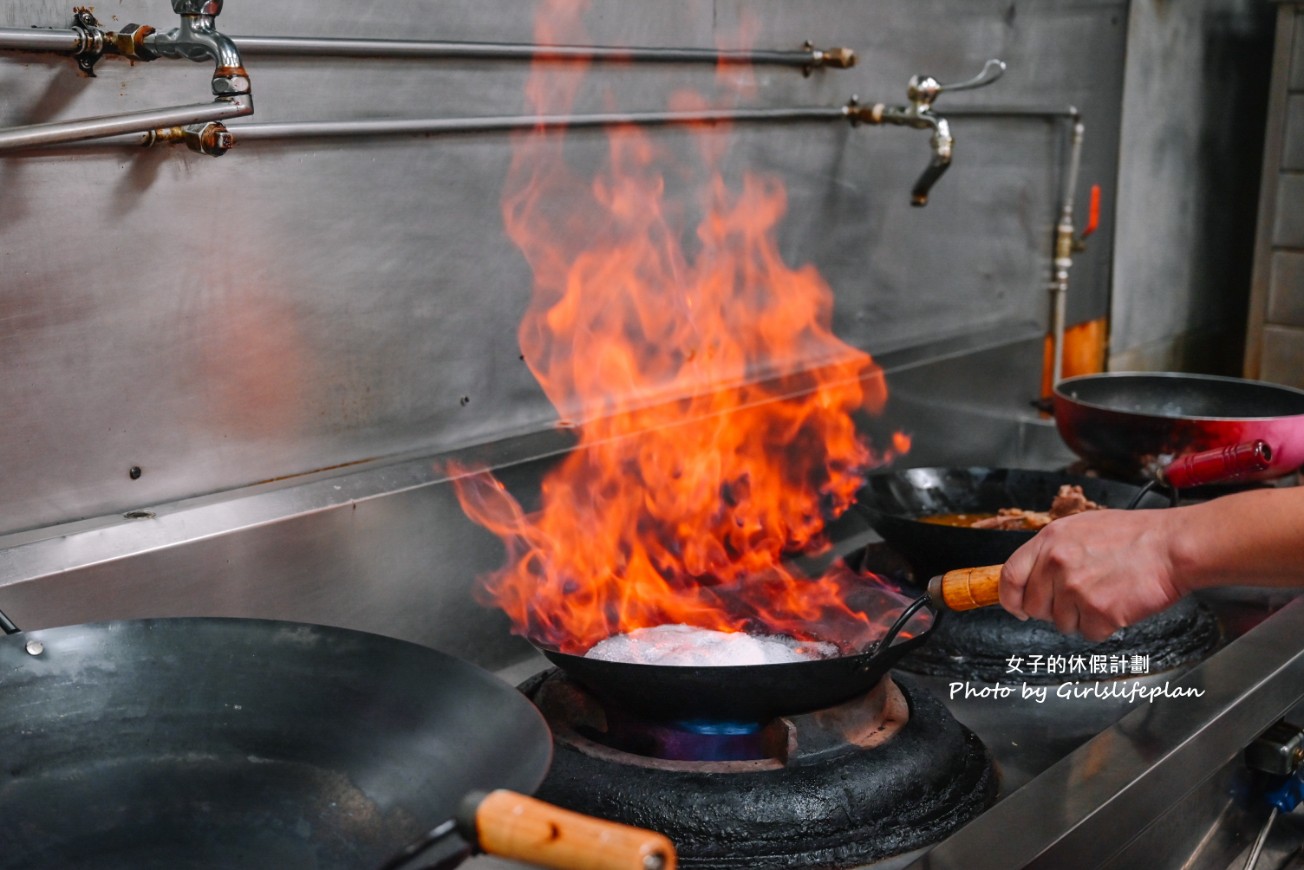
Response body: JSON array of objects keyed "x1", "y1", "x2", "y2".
[
  {"x1": 927, "y1": 565, "x2": 1004, "y2": 611},
  {"x1": 473, "y1": 789, "x2": 677, "y2": 870}
]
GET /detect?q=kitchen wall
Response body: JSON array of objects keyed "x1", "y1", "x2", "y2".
[
  {"x1": 1111, "y1": 0, "x2": 1275, "y2": 373},
  {"x1": 0, "y1": 0, "x2": 1127, "y2": 539},
  {"x1": 0, "y1": 0, "x2": 1246, "y2": 662}
]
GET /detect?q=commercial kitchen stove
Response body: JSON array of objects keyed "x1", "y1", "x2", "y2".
[
  {"x1": 3, "y1": 404, "x2": 1296, "y2": 869},
  {"x1": 472, "y1": 522, "x2": 1304, "y2": 870}
]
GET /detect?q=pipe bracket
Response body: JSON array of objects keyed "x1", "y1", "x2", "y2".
[{"x1": 70, "y1": 7, "x2": 105, "y2": 76}]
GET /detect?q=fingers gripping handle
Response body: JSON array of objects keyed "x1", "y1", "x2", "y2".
[
  {"x1": 927, "y1": 565, "x2": 1004, "y2": 611},
  {"x1": 470, "y1": 790, "x2": 677, "y2": 870}
]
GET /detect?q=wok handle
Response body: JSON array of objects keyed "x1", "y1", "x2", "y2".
[
  {"x1": 1158, "y1": 440, "x2": 1273, "y2": 489},
  {"x1": 470, "y1": 789, "x2": 677, "y2": 870},
  {"x1": 927, "y1": 565, "x2": 1004, "y2": 612}
]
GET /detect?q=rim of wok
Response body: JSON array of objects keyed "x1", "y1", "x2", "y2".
[
  {"x1": 0, "y1": 616, "x2": 553, "y2": 870},
  {"x1": 1054, "y1": 372, "x2": 1304, "y2": 421}
]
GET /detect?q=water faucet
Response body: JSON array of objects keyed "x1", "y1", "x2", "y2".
[
  {"x1": 849, "y1": 59, "x2": 1005, "y2": 206},
  {"x1": 140, "y1": 1, "x2": 251, "y2": 99}
]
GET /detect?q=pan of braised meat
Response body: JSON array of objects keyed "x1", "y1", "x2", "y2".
[{"x1": 851, "y1": 467, "x2": 1167, "y2": 580}]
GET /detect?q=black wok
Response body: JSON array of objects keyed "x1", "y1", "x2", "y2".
[
  {"x1": 0, "y1": 617, "x2": 672, "y2": 870},
  {"x1": 1053, "y1": 372, "x2": 1304, "y2": 480},
  {"x1": 852, "y1": 467, "x2": 1169, "y2": 581},
  {"x1": 534, "y1": 604, "x2": 938, "y2": 722}
]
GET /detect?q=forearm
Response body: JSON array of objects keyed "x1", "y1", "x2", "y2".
[{"x1": 1168, "y1": 486, "x2": 1304, "y2": 593}]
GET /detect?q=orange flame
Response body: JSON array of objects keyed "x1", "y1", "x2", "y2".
[{"x1": 454, "y1": 0, "x2": 910, "y2": 654}]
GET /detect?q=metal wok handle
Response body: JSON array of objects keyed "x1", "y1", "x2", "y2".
[{"x1": 879, "y1": 595, "x2": 936, "y2": 653}]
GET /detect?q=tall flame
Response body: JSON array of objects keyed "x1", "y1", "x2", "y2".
[{"x1": 454, "y1": 0, "x2": 911, "y2": 654}]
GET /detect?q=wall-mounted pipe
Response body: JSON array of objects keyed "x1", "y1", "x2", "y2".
[
  {"x1": 230, "y1": 35, "x2": 856, "y2": 72},
  {"x1": 8, "y1": 94, "x2": 1008, "y2": 207},
  {"x1": 179, "y1": 58, "x2": 1009, "y2": 208},
  {"x1": 0, "y1": 27, "x2": 83, "y2": 53},
  {"x1": 34, "y1": 104, "x2": 852, "y2": 151},
  {"x1": 945, "y1": 105, "x2": 1081, "y2": 122},
  {"x1": 0, "y1": 25, "x2": 854, "y2": 72},
  {"x1": 1052, "y1": 120, "x2": 1088, "y2": 386},
  {"x1": 0, "y1": 2, "x2": 252, "y2": 153},
  {"x1": 0, "y1": 97, "x2": 249, "y2": 152}
]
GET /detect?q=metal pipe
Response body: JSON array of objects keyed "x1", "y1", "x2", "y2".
[
  {"x1": 945, "y1": 105, "x2": 1081, "y2": 122},
  {"x1": 1244, "y1": 806, "x2": 1277, "y2": 870},
  {"x1": 229, "y1": 35, "x2": 855, "y2": 70},
  {"x1": 36, "y1": 105, "x2": 849, "y2": 150},
  {"x1": 0, "y1": 26, "x2": 853, "y2": 71},
  {"x1": 222, "y1": 105, "x2": 850, "y2": 141},
  {"x1": 0, "y1": 26, "x2": 82, "y2": 53},
  {"x1": 1051, "y1": 120, "x2": 1087, "y2": 386},
  {"x1": 0, "y1": 96, "x2": 250, "y2": 152}
]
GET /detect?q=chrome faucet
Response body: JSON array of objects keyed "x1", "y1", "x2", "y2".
[
  {"x1": 140, "y1": 1, "x2": 250, "y2": 99},
  {"x1": 849, "y1": 59, "x2": 1006, "y2": 206}
]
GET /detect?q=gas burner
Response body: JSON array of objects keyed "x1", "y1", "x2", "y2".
[
  {"x1": 518, "y1": 670, "x2": 996, "y2": 869},
  {"x1": 898, "y1": 597, "x2": 1222, "y2": 684}
]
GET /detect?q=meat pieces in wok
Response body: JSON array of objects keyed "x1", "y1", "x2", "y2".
[{"x1": 968, "y1": 484, "x2": 1105, "y2": 530}]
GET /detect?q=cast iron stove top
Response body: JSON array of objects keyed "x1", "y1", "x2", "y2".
[{"x1": 516, "y1": 669, "x2": 996, "y2": 869}]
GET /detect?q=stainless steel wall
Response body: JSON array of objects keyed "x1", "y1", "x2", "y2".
[
  {"x1": 0, "y1": 0, "x2": 1129, "y2": 661},
  {"x1": 1, "y1": 0, "x2": 1126, "y2": 536}
]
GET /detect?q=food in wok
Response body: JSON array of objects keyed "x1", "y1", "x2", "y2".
[{"x1": 920, "y1": 484, "x2": 1108, "y2": 531}]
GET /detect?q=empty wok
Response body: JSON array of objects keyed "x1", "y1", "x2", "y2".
[
  {"x1": 1053, "y1": 372, "x2": 1304, "y2": 480},
  {"x1": 0, "y1": 617, "x2": 673, "y2": 870}
]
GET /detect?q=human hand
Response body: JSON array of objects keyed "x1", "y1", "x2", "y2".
[{"x1": 998, "y1": 507, "x2": 1188, "y2": 641}]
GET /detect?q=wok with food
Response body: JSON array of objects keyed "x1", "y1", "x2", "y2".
[
  {"x1": 921, "y1": 483, "x2": 1105, "y2": 531},
  {"x1": 534, "y1": 612, "x2": 937, "y2": 722},
  {"x1": 853, "y1": 467, "x2": 1168, "y2": 580}
]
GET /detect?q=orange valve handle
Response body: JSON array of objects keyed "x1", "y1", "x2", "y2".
[
  {"x1": 473, "y1": 789, "x2": 677, "y2": 870},
  {"x1": 927, "y1": 565, "x2": 1004, "y2": 612},
  {"x1": 1082, "y1": 184, "x2": 1101, "y2": 238}
]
